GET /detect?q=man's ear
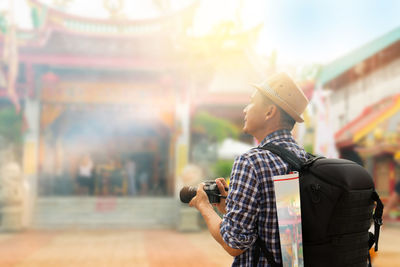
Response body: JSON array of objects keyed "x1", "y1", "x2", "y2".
[{"x1": 264, "y1": 105, "x2": 277, "y2": 120}]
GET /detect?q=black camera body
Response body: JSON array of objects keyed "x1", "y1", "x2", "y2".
[
  {"x1": 203, "y1": 180, "x2": 222, "y2": 203},
  {"x1": 180, "y1": 180, "x2": 224, "y2": 204}
]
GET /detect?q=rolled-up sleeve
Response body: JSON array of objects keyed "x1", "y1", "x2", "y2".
[{"x1": 220, "y1": 155, "x2": 260, "y2": 250}]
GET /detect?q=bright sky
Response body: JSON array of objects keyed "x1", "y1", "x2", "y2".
[
  {"x1": 2, "y1": 0, "x2": 400, "y2": 65},
  {"x1": 258, "y1": 0, "x2": 400, "y2": 64}
]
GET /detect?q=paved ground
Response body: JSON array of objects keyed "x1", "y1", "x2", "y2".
[
  {"x1": 372, "y1": 225, "x2": 400, "y2": 267},
  {"x1": 0, "y1": 226, "x2": 398, "y2": 267},
  {"x1": 0, "y1": 229, "x2": 233, "y2": 267}
]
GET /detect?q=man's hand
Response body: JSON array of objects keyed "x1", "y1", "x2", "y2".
[
  {"x1": 213, "y1": 178, "x2": 228, "y2": 214},
  {"x1": 189, "y1": 183, "x2": 212, "y2": 210},
  {"x1": 189, "y1": 181, "x2": 244, "y2": 258}
]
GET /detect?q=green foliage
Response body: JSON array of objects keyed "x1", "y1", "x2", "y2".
[
  {"x1": 212, "y1": 159, "x2": 234, "y2": 179},
  {"x1": 304, "y1": 144, "x2": 314, "y2": 154},
  {"x1": 0, "y1": 107, "x2": 22, "y2": 145},
  {"x1": 31, "y1": 7, "x2": 40, "y2": 29},
  {"x1": 192, "y1": 112, "x2": 239, "y2": 143},
  {"x1": 0, "y1": 13, "x2": 7, "y2": 34}
]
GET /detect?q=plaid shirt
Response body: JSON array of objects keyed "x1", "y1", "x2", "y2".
[{"x1": 220, "y1": 129, "x2": 307, "y2": 267}]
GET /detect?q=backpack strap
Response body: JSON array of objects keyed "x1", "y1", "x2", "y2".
[
  {"x1": 259, "y1": 143, "x2": 304, "y2": 171},
  {"x1": 253, "y1": 238, "x2": 282, "y2": 266},
  {"x1": 254, "y1": 143, "x2": 303, "y2": 266},
  {"x1": 370, "y1": 191, "x2": 384, "y2": 251},
  {"x1": 367, "y1": 191, "x2": 383, "y2": 267}
]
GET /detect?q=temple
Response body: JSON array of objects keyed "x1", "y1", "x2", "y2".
[{"x1": 0, "y1": 0, "x2": 264, "y2": 228}]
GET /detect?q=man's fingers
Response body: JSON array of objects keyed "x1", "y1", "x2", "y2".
[
  {"x1": 216, "y1": 177, "x2": 228, "y2": 187},
  {"x1": 216, "y1": 178, "x2": 228, "y2": 196},
  {"x1": 216, "y1": 177, "x2": 225, "y2": 183}
]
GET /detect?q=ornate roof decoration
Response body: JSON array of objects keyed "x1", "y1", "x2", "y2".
[
  {"x1": 0, "y1": 0, "x2": 198, "y2": 48},
  {"x1": 103, "y1": 0, "x2": 125, "y2": 19},
  {"x1": 0, "y1": 1, "x2": 201, "y2": 71},
  {"x1": 27, "y1": 0, "x2": 198, "y2": 37}
]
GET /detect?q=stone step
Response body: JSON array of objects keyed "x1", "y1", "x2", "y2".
[{"x1": 32, "y1": 197, "x2": 179, "y2": 229}]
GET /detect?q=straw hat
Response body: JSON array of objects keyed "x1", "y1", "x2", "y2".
[{"x1": 252, "y1": 73, "x2": 309, "y2": 123}]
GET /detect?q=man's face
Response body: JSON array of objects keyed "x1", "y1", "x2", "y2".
[{"x1": 243, "y1": 90, "x2": 269, "y2": 136}]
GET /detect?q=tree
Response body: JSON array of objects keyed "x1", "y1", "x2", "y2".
[
  {"x1": 191, "y1": 111, "x2": 239, "y2": 143},
  {"x1": 0, "y1": 107, "x2": 22, "y2": 146}
]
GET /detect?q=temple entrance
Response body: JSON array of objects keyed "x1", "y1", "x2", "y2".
[{"x1": 38, "y1": 104, "x2": 173, "y2": 197}]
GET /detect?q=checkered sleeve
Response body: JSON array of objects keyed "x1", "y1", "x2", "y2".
[{"x1": 220, "y1": 155, "x2": 260, "y2": 250}]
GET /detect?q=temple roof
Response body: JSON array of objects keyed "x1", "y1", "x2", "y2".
[
  {"x1": 318, "y1": 26, "x2": 400, "y2": 87},
  {"x1": 0, "y1": 0, "x2": 198, "y2": 54},
  {"x1": 0, "y1": 0, "x2": 200, "y2": 69},
  {"x1": 27, "y1": 0, "x2": 197, "y2": 37}
]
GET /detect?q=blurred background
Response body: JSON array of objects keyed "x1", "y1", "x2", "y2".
[{"x1": 0, "y1": 0, "x2": 399, "y2": 266}]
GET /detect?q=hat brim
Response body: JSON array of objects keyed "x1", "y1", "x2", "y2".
[{"x1": 251, "y1": 83, "x2": 304, "y2": 123}]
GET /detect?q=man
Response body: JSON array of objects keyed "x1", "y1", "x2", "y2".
[{"x1": 189, "y1": 73, "x2": 309, "y2": 266}]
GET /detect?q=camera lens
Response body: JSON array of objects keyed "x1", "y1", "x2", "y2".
[{"x1": 179, "y1": 186, "x2": 197, "y2": 203}]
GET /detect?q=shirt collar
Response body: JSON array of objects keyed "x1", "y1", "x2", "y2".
[{"x1": 259, "y1": 129, "x2": 293, "y2": 147}]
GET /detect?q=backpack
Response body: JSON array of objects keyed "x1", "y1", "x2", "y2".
[{"x1": 254, "y1": 143, "x2": 383, "y2": 267}]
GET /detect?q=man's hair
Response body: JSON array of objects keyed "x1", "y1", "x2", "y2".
[
  {"x1": 278, "y1": 108, "x2": 296, "y2": 130},
  {"x1": 261, "y1": 94, "x2": 296, "y2": 130}
]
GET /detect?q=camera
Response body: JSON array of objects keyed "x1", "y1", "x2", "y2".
[{"x1": 179, "y1": 180, "x2": 228, "y2": 204}]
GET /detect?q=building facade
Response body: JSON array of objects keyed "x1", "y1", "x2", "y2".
[{"x1": 318, "y1": 27, "x2": 400, "y2": 208}]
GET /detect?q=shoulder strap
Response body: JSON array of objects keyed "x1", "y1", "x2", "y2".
[
  {"x1": 258, "y1": 143, "x2": 304, "y2": 171},
  {"x1": 254, "y1": 143, "x2": 301, "y2": 267},
  {"x1": 367, "y1": 191, "x2": 383, "y2": 267},
  {"x1": 371, "y1": 191, "x2": 384, "y2": 251}
]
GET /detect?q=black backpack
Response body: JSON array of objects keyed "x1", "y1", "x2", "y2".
[{"x1": 254, "y1": 143, "x2": 383, "y2": 267}]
